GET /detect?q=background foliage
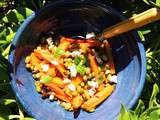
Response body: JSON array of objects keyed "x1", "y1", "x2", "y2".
[{"x1": 0, "y1": 0, "x2": 160, "y2": 120}]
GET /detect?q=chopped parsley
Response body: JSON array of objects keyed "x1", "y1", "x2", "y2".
[
  {"x1": 40, "y1": 75, "x2": 52, "y2": 83},
  {"x1": 74, "y1": 57, "x2": 82, "y2": 65},
  {"x1": 54, "y1": 48, "x2": 65, "y2": 58},
  {"x1": 98, "y1": 75, "x2": 104, "y2": 84},
  {"x1": 76, "y1": 64, "x2": 85, "y2": 75}
]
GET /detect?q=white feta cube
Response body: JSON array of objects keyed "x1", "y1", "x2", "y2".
[
  {"x1": 70, "y1": 51, "x2": 81, "y2": 56},
  {"x1": 49, "y1": 94, "x2": 54, "y2": 100},
  {"x1": 41, "y1": 64, "x2": 49, "y2": 72},
  {"x1": 86, "y1": 32, "x2": 95, "y2": 39},
  {"x1": 68, "y1": 84, "x2": 76, "y2": 91},
  {"x1": 88, "y1": 81, "x2": 98, "y2": 88},
  {"x1": 63, "y1": 78, "x2": 71, "y2": 84},
  {"x1": 51, "y1": 60, "x2": 59, "y2": 65},
  {"x1": 68, "y1": 65, "x2": 77, "y2": 77},
  {"x1": 88, "y1": 88, "x2": 96, "y2": 96},
  {"x1": 109, "y1": 75, "x2": 118, "y2": 84}
]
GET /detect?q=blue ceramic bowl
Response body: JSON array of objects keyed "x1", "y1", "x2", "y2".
[{"x1": 9, "y1": 1, "x2": 146, "y2": 120}]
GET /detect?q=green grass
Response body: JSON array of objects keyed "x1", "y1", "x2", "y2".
[{"x1": 0, "y1": 0, "x2": 160, "y2": 120}]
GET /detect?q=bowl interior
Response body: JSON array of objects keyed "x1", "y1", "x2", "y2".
[{"x1": 9, "y1": 1, "x2": 146, "y2": 120}]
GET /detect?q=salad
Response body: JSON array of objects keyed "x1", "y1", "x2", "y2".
[{"x1": 25, "y1": 36, "x2": 117, "y2": 112}]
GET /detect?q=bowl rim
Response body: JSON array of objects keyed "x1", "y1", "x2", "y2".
[{"x1": 8, "y1": 0, "x2": 146, "y2": 119}]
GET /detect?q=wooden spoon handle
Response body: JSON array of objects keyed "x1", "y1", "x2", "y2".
[{"x1": 101, "y1": 8, "x2": 160, "y2": 39}]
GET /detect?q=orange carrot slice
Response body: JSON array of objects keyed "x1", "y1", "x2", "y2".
[
  {"x1": 97, "y1": 83, "x2": 105, "y2": 92},
  {"x1": 34, "y1": 50, "x2": 67, "y2": 77},
  {"x1": 58, "y1": 37, "x2": 71, "y2": 50},
  {"x1": 60, "y1": 37, "x2": 100, "y2": 45},
  {"x1": 34, "y1": 50, "x2": 52, "y2": 62},
  {"x1": 54, "y1": 94, "x2": 70, "y2": 103},
  {"x1": 88, "y1": 50, "x2": 99, "y2": 80},
  {"x1": 55, "y1": 64, "x2": 67, "y2": 77},
  {"x1": 82, "y1": 84, "x2": 115, "y2": 111},
  {"x1": 72, "y1": 94, "x2": 83, "y2": 110},
  {"x1": 72, "y1": 75, "x2": 83, "y2": 86},
  {"x1": 47, "y1": 67, "x2": 56, "y2": 76},
  {"x1": 104, "y1": 41, "x2": 115, "y2": 74},
  {"x1": 59, "y1": 37, "x2": 101, "y2": 52},
  {"x1": 51, "y1": 77, "x2": 64, "y2": 85},
  {"x1": 30, "y1": 53, "x2": 41, "y2": 65},
  {"x1": 45, "y1": 83, "x2": 70, "y2": 102}
]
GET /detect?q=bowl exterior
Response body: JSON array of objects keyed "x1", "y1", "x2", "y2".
[{"x1": 9, "y1": 1, "x2": 146, "y2": 120}]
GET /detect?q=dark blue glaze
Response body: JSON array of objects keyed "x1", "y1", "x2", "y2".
[{"x1": 8, "y1": 0, "x2": 146, "y2": 120}]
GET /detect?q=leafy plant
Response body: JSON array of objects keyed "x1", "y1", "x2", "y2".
[
  {"x1": 116, "y1": 0, "x2": 160, "y2": 119},
  {"x1": 118, "y1": 84, "x2": 160, "y2": 120},
  {"x1": 143, "y1": 0, "x2": 160, "y2": 7},
  {"x1": 1, "y1": 0, "x2": 160, "y2": 120},
  {"x1": 0, "y1": 2, "x2": 34, "y2": 119}
]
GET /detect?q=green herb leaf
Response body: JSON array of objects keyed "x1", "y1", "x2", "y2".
[
  {"x1": 54, "y1": 48, "x2": 65, "y2": 58},
  {"x1": 2, "y1": 7, "x2": 33, "y2": 23},
  {"x1": 135, "y1": 100, "x2": 145, "y2": 116},
  {"x1": 143, "y1": 0, "x2": 160, "y2": 7},
  {"x1": 9, "y1": 115, "x2": 20, "y2": 119},
  {"x1": 83, "y1": 56, "x2": 87, "y2": 64},
  {"x1": 74, "y1": 57, "x2": 81, "y2": 65},
  {"x1": 149, "y1": 84, "x2": 159, "y2": 108},
  {"x1": 76, "y1": 64, "x2": 85, "y2": 75},
  {"x1": 35, "y1": 85, "x2": 41, "y2": 92},
  {"x1": 0, "y1": 104, "x2": 11, "y2": 120},
  {"x1": 22, "y1": 118, "x2": 36, "y2": 120},
  {"x1": 84, "y1": 56, "x2": 89, "y2": 67},
  {"x1": 98, "y1": 75, "x2": 104, "y2": 84},
  {"x1": 117, "y1": 104, "x2": 131, "y2": 120},
  {"x1": 139, "y1": 106, "x2": 160, "y2": 120},
  {"x1": 18, "y1": 103, "x2": 24, "y2": 119},
  {"x1": 128, "y1": 111, "x2": 138, "y2": 120},
  {"x1": 40, "y1": 76, "x2": 52, "y2": 83},
  {"x1": 0, "y1": 99, "x2": 16, "y2": 106},
  {"x1": 138, "y1": 31, "x2": 145, "y2": 41},
  {"x1": 52, "y1": 77, "x2": 63, "y2": 85}
]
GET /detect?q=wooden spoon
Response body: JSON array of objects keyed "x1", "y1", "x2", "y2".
[{"x1": 97, "y1": 7, "x2": 160, "y2": 40}]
